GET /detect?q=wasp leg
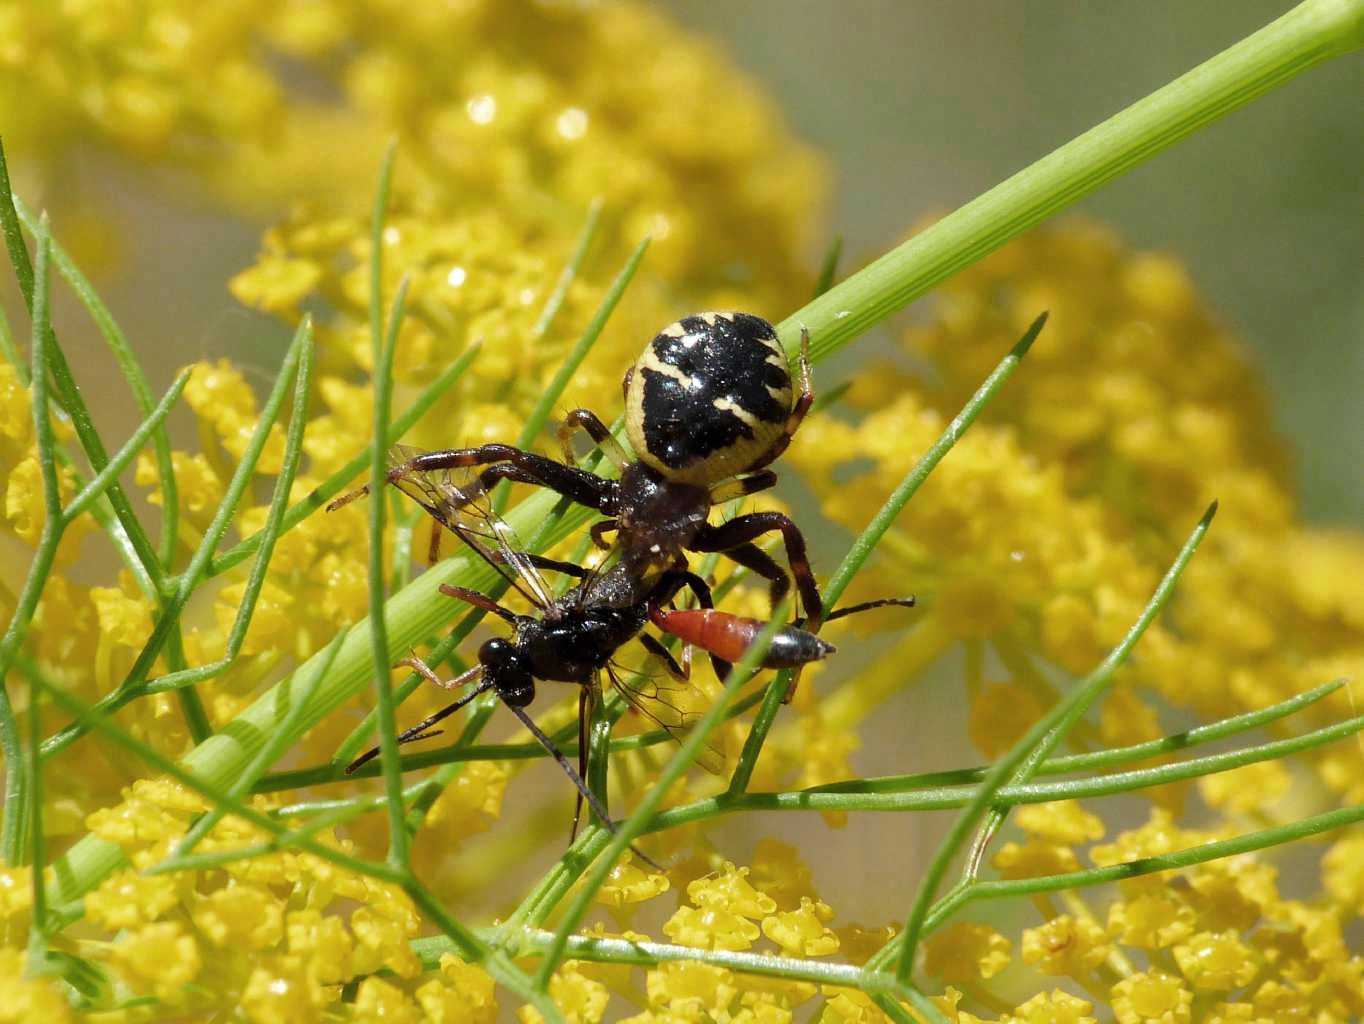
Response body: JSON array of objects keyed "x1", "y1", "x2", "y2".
[
  {"x1": 821, "y1": 596, "x2": 916, "y2": 623},
  {"x1": 570, "y1": 687, "x2": 591, "y2": 843},
  {"x1": 691, "y1": 512, "x2": 822, "y2": 625},
  {"x1": 639, "y1": 632, "x2": 689, "y2": 681},
  {"x1": 708, "y1": 469, "x2": 777, "y2": 505},
  {"x1": 502, "y1": 700, "x2": 662, "y2": 870},
  {"x1": 558, "y1": 409, "x2": 629, "y2": 471},
  {"x1": 743, "y1": 326, "x2": 813, "y2": 474},
  {"x1": 346, "y1": 663, "x2": 487, "y2": 773}
]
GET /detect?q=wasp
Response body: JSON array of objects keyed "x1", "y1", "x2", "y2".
[
  {"x1": 371, "y1": 313, "x2": 827, "y2": 631},
  {"x1": 332, "y1": 448, "x2": 911, "y2": 843}
]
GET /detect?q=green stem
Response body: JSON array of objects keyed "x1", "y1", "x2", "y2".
[
  {"x1": 895, "y1": 502, "x2": 1216, "y2": 982},
  {"x1": 0, "y1": 217, "x2": 58, "y2": 867},
  {"x1": 727, "y1": 314, "x2": 1045, "y2": 795},
  {"x1": 776, "y1": 0, "x2": 1364, "y2": 360},
  {"x1": 371, "y1": 274, "x2": 412, "y2": 872},
  {"x1": 533, "y1": 612, "x2": 789, "y2": 988},
  {"x1": 13, "y1": 196, "x2": 181, "y2": 565},
  {"x1": 39, "y1": 322, "x2": 311, "y2": 755},
  {"x1": 207, "y1": 343, "x2": 480, "y2": 579}
]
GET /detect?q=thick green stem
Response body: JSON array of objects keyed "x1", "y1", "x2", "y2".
[{"x1": 777, "y1": 0, "x2": 1364, "y2": 359}]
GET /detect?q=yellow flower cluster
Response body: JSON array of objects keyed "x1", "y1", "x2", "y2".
[{"x1": 913, "y1": 804, "x2": 1364, "y2": 1023}]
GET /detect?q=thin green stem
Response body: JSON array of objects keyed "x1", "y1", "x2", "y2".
[
  {"x1": 812, "y1": 234, "x2": 843, "y2": 299},
  {"x1": 208, "y1": 343, "x2": 480, "y2": 579},
  {"x1": 26, "y1": 682, "x2": 46, "y2": 937},
  {"x1": 530, "y1": 198, "x2": 603, "y2": 340},
  {"x1": 63, "y1": 369, "x2": 191, "y2": 521},
  {"x1": 776, "y1": 0, "x2": 1364, "y2": 361},
  {"x1": 0, "y1": 217, "x2": 58, "y2": 866},
  {"x1": 534, "y1": 611, "x2": 788, "y2": 988},
  {"x1": 39, "y1": 322, "x2": 311, "y2": 754},
  {"x1": 13, "y1": 196, "x2": 181, "y2": 565},
  {"x1": 728, "y1": 314, "x2": 1046, "y2": 796},
  {"x1": 405, "y1": 884, "x2": 566, "y2": 1024},
  {"x1": 959, "y1": 800, "x2": 1364, "y2": 906},
  {"x1": 26, "y1": 659, "x2": 406, "y2": 886},
  {"x1": 807, "y1": 676, "x2": 1347, "y2": 794},
  {"x1": 142, "y1": 328, "x2": 314, "y2": 695},
  {"x1": 0, "y1": 150, "x2": 167, "y2": 595},
  {"x1": 420, "y1": 929, "x2": 899, "y2": 990},
  {"x1": 165, "y1": 617, "x2": 344, "y2": 862},
  {"x1": 512, "y1": 236, "x2": 649, "y2": 459},
  {"x1": 370, "y1": 273, "x2": 412, "y2": 872},
  {"x1": 894, "y1": 502, "x2": 1216, "y2": 982}
]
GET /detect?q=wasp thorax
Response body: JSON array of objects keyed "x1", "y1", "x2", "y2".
[{"x1": 625, "y1": 311, "x2": 794, "y2": 486}]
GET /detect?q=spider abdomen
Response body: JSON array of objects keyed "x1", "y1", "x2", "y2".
[{"x1": 625, "y1": 311, "x2": 793, "y2": 485}]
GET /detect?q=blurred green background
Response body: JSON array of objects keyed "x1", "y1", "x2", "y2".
[{"x1": 663, "y1": 0, "x2": 1362, "y2": 524}]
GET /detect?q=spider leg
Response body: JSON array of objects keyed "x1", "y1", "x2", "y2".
[
  {"x1": 691, "y1": 511, "x2": 822, "y2": 625},
  {"x1": 558, "y1": 409, "x2": 628, "y2": 471}
]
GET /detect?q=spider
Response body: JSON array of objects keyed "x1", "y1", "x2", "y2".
[{"x1": 377, "y1": 312, "x2": 825, "y2": 626}]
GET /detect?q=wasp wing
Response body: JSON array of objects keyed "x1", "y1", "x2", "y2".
[
  {"x1": 385, "y1": 444, "x2": 554, "y2": 610},
  {"x1": 607, "y1": 657, "x2": 726, "y2": 776}
]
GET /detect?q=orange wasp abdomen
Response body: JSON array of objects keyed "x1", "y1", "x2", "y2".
[{"x1": 649, "y1": 608, "x2": 834, "y2": 669}]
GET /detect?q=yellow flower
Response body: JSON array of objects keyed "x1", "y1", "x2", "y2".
[
  {"x1": 285, "y1": 909, "x2": 353, "y2": 985},
  {"x1": 762, "y1": 897, "x2": 839, "y2": 957},
  {"x1": 643, "y1": 961, "x2": 737, "y2": 1020},
  {"x1": 1110, "y1": 970, "x2": 1193, "y2": 1024},
  {"x1": 109, "y1": 920, "x2": 203, "y2": 1000},
  {"x1": 241, "y1": 954, "x2": 326, "y2": 1024},
  {"x1": 352, "y1": 975, "x2": 423, "y2": 1024},
  {"x1": 193, "y1": 883, "x2": 286, "y2": 950},
  {"x1": 1172, "y1": 930, "x2": 1259, "y2": 991},
  {"x1": 85, "y1": 869, "x2": 180, "y2": 930},
  {"x1": 422, "y1": 955, "x2": 498, "y2": 1024},
  {"x1": 1107, "y1": 890, "x2": 1197, "y2": 949},
  {"x1": 924, "y1": 922, "x2": 1012, "y2": 983},
  {"x1": 662, "y1": 904, "x2": 760, "y2": 952},
  {"x1": 230, "y1": 254, "x2": 323, "y2": 313},
  {"x1": 992, "y1": 838, "x2": 1081, "y2": 880},
  {"x1": 349, "y1": 903, "x2": 422, "y2": 979},
  {"x1": 1322, "y1": 835, "x2": 1364, "y2": 912},
  {"x1": 213, "y1": 579, "x2": 296, "y2": 657},
  {"x1": 1021, "y1": 914, "x2": 1111, "y2": 976},
  {"x1": 520, "y1": 962, "x2": 609, "y2": 1024},
  {"x1": 596, "y1": 852, "x2": 671, "y2": 909},
  {"x1": 688, "y1": 862, "x2": 779, "y2": 918},
  {"x1": 1005, "y1": 990, "x2": 1097, "y2": 1024},
  {"x1": 0, "y1": 948, "x2": 74, "y2": 1024},
  {"x1": 1015, "y1": 801, "x2": 1105, "y2": 846},
  {"x1": 1198, "y1": 762, "x2": 1291, "y2": 815},
  {"x1": 90, "y1": 577, "x2": 155, "y2": 648}
]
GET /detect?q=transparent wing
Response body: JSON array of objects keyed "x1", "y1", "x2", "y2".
[
  {"x1": 608, "y1": 656, "x2": 725, "y2": 776},
  {"x1": 385, "y1": 444, "x2": 553, "y2": 610}
]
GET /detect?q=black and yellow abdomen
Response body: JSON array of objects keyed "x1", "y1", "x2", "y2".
[{"x1": 624, "y1": 312, "x2": 793, "y2": 485}]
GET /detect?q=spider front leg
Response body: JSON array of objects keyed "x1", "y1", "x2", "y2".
[
  {"x1": 558, "y1": 408, "x2": 628, "y2": 471},
  {"x1": 399, "y1": 445, "x2": 620, "y2": 514}
]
